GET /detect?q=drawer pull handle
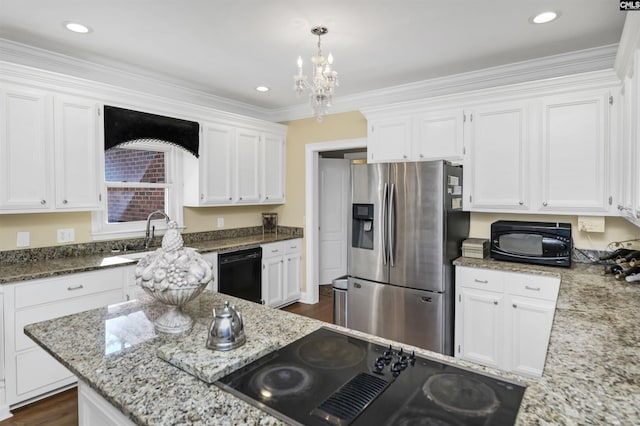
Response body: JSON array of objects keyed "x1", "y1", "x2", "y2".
[
  {"x1": 474, "y1": 279, "x2": 488, "y2": 284},
  {"x1": 67, "y1": 285, "x2": 84, "y2": 291},
  {"x1": 290, "y1": 246, "x2": 297, "y2": 249},
  {"x1": 525, "y1": 286, "x2": 541, "y2": 291}
]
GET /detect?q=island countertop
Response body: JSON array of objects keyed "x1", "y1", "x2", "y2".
[{"x1": 25, "y1": 261, "x2": 640, "y2": 425}]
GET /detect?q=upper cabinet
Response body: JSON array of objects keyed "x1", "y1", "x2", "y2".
[
  {"x1": 184, "y1": 121, "x2": 287, "y2": 207},
  {"x1": 618, "y1": 49, "x2": 640, "y2": 227},
  {"x1": 364, "y1": 73, "x2": 620, "y2": 217},
  {"x1": 539, "y1": 90, "x2": 611, "y2": 213},
  {"x1": 0, "y1": 86, "x2": 100, "y2": 213},
  {"x1": 465, "y1": 102, "x2": 529, "y2": 211},
  {"x1": 366, "y1": 109, "x2": 463, "y2": 163}
]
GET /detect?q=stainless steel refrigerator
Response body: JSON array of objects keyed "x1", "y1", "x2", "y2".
[{"x1": 347, "y1": 160, "x2": 469, "y2": 355}]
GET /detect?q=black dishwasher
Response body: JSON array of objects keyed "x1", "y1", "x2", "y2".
[{"x1": 218, "y1": 247, "x2": 263, "y2": 304}]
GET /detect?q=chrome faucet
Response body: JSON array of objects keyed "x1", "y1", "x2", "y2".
[{"x1": 144, "y1": 210, "x2": 171, "y2": 249}]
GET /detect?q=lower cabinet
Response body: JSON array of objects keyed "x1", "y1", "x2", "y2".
[
  {"x1": 4, "y1": 268, "x2": 125, "y2": 407},
  {"x1": 261, "y1": 239, "x2": 302, "y2": 308},
  {"x1": 78, "y1": 381, "x2": 135, "y2": 426},
  {"x1": 454, "y1": 266, "x2": 560, "y2": 378}
]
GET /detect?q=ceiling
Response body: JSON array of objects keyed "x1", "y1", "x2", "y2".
[{"x1": 0, "y1": 0, "x2": 628, "y2": 114}]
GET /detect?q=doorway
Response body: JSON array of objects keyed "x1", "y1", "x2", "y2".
[{"x1": 303, "y1": 138, "x2": 367, "y2": 304}]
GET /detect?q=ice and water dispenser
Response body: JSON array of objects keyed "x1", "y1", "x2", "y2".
[{"x1": 352, "y1": 204, "x2": 374, "y2": 250}]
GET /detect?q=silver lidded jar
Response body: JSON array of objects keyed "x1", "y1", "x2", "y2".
[{"x1": 206, "y1": 301, "x2": 246, "y2": 351}]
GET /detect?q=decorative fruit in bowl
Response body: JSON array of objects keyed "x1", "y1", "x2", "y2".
[{"x1": 135, "y1": 221, "x2": 213, "y2": 333}]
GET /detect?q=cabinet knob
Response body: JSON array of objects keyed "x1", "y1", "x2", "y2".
[
  {"x1": 63, "y1": 199, "x2": 68, "y2": 204},
  {"x1": 419, "y1": 154, "x2": 424, "y2": 159},
  {"x1": 519, "y1": 201, "x2": 524, "y2": 206},
  {"x1": 403, "y1": 155, "x2": 407, "y2": 159},
  {"x1": 200, "y1": 194, "x2": 204, "y2": 200},
  {"x1": 239, "y1": 197, "x2": 243, "y2": 200},
  {"x1": 266, "y1": 196, "x2": 269, "y2": 200},
  {"x1": 41, "y1": 200, "x2": 46, "y2": 205},
  {"x1": 493, "y1": 301, "x2": 498, "y2": 305},
  {"x1": 542, "y1": 201, "x2": 548, "y2": 207},
  {"x1": 513, "y1": 303, "x2": 517, "y2": 308},
  {"x1": 229, "y1": 197, "x2": 232, "y2": 201}
]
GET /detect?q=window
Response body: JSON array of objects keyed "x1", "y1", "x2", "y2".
[{"x1": 92, "y1": 141, "x2": 183, "y2": 240}]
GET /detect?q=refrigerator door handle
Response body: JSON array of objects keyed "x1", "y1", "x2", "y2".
[
  {"x1": 382, "y1": 182, "x2": 389, "y2": 265},
  {"x1": 389, "y1": 183, "x2": 395, "y2": 267}
]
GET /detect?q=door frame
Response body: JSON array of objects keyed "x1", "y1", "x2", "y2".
[{"x1": 302, "y1": 138, "x2": 367, "y2": 304}]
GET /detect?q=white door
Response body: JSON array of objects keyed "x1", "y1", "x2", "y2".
[
  {"x1": 262, "y1": 133, "x2": 285, "y2": 203},
  {"x1": 367, "y1": 118, "x2": 411, "y2": 163},
  {"x1": 458, "y1": 287, "x2": 503, "y2": 369},
  {"x1": 414, "y1": 109, "x2": 464, "y2": 162},
  {"x1": 201, "y1": 122, "x2": 234, "y2": 204},
  {"x1": 506, "y1": 295, "x2": 556, "y2": 378},
  {"x1": 262, "y1": 256, "x2": 284, "y2": 307},
  {"x1": 235, "y1": 128, "x2": 261, "y2": 203},
  {"x1": 318, "y1": 158, "x2": 350, "y2": 285}
]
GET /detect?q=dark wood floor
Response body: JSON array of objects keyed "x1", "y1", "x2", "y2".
[{"x1": 0, "y1": 288, "x2": 334, "y2": 425}]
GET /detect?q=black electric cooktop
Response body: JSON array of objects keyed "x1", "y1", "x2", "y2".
[{"x1": 215, "y1": 327, "x2": 526, "y2": 426}]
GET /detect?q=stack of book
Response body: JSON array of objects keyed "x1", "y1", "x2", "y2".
[{"x1": 462, "y1": 238, "x2": 490, "y2": 259}]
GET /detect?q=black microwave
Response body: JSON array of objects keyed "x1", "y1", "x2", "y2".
[{"x1": 490, "y1": 220, "x2": 572, "y2": 267}]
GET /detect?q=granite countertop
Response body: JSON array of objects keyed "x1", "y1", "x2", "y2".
[
  {"x1": 0, "y1": 233, "x2": 299, "y2": 284},
  {"x1": 24, "y1": 259, "x2": 640, "y2": 425}
]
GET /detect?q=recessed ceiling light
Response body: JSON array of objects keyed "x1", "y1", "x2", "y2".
[
  {"x1": 531, "y1": 11, "x2": 559, "y2": 24},
  {"x1": 63, "y1": 21, "x2": 91, "y2": 34},
  {"x1": 255, "y1": 86, "x2": 270, "y2": 92}
]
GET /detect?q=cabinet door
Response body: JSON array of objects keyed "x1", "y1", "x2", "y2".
[
  {"x1": 414, "y1": 109, "x2": 464, "y2": 161},
  {"x1": 0, "y1": 87, "x2": 53, "y2": 211},
  {"x1": 506, "y1": 295, "x2": 555, "y2": 378},
  {"x1": 54, "y1": 95, "x2": 99, "y2": 210},
  {"x1": 262, "y1": 256, "x2": 284, "y2": 307},
  {"x1": 284, "y1": 253, "x2": 302, "y2": 304},
  {"x1": 367, "y1": 118, "x2": 412, "y2": 163},
  {"x1": 235, "y1": 128, "x2": 261, "y2": 203},
  {"x1": 456, "y1": 287, "x2": 503, "y2": 369},
  {"x1": 540, "y1": 90, "x2": 611, "y2": 212},
  {"x1": 262, "y1": 133, "x2": 285, "y2": 203},
  {"x1": 201, "y1": 123, "x2": 234, "y2": 204},
  {"x1": 465, "y1": 103, "x2": 529, "y2": 211}
]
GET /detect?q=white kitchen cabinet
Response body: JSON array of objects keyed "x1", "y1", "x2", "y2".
[
  {"x1": 455, "y1": 266, "x2": 560, "y2": 378},
  {"x1": 78, "y1": 381, "x2": 135, "y2": 426},
  {"x1": 283, "y1": 240, "x2": 302, "y2": 304},
  {"x1": 0, "y1": 86, "x2": 100, "y2": 213},
  {"x1": 540, "y1": 89, "x2": 612, "y2": 213},
  {"x1": 234, "y1": 128, "x2": 261, "y2": 204},
  {"x1": 3, "y1": 268, "x2": 125, "y2": 406},
  {"x1": 262, "y1": 132, "x2": 285, "y2": 203},
  {"x1": 367, "y1": 111, "x2": 464, "y2": 164},
  {"x1": 464, "y1": 102, "x2": 530, "y2": 211},
  {"x1": 0, "y1": 86, "x2": 53, "y2": 211},
  {"x1": 54, "y1": 95, "x2": 100, "y2": 210},
  {"x1": 367, "y1": 117, "x2": 412, "y2": 163},
  {"x1": 261, "y1": 239, "x2": 302, "y2": 308},
  {"x1": 413, "y1": 109, "x2": 464, "y2": 161},
  {"x1": 184, "y1": 122, "x2": 287, "y2": 207},
  {"x1": 184, "y1": 122, "x2": 235, "y2": 205},
  {"x1": 618, "y1": 50, "x2": 640, "y2": 226}
]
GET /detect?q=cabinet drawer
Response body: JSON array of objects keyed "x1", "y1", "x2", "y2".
[
  {"x1": 15, "y1": 289, "x2": 123, "y2": 351},
  {"x1": 505, "y1": 273, "x2": 560, "y2": 301},
  {"x1": 15, "y1": 347, "x2": 75, "y2": 397},
  {"x1": 284, "y1": 239, "x2": 302, "y2": 254},
  {"x1": 261, "y1": 242, "x2": 285, "y2": 259},
  {"x1": 15, "y1": 268, "x2": 123, "y2": 309},
  {"x1": 456, "y1": 267, "x2": 504, "y2": 292}
]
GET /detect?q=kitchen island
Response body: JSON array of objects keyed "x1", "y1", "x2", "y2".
[{"x1": 25, "y1": 261, "x2": 640, "y2": 425}]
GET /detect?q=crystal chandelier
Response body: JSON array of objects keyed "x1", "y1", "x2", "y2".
[{"x1": 294, "y1": 26, "x2": 339, "y2": 122}]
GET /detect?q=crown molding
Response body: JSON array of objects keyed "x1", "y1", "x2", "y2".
[
  {"x1": 0, "y1": 38, "x2": 272, "y2": 121},
  {"x1": 270, "y1": 44, "x2": 618, "y2": 122},
  {"x1": 0, "y1": 38, "x2": 619, "y2": 125},
  {"x1": 615, "y1": 14, "x2": 640, "y2": 79}
]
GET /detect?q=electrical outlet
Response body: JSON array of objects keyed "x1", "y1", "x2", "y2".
[
  {"x1": 17, "y1": 231, "x2": 30, "y2": 247},
  {"x1": 57, "y1": 228, "x2": 75, "y2": 243},
  {"x1": 577, "y1": 216, "x2": 605, "y2": 233},
  {"x1": 217, "y1": 217, "x2": 224, "y2": 228}
]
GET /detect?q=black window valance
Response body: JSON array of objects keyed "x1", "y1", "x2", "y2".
[{"x1": 104, "y1": 106, "x2": 200, "y2": 158}]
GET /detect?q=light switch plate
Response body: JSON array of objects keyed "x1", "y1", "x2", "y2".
[{"x1": 217, "y1": 217, "x2": 224, "y2": 228}]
